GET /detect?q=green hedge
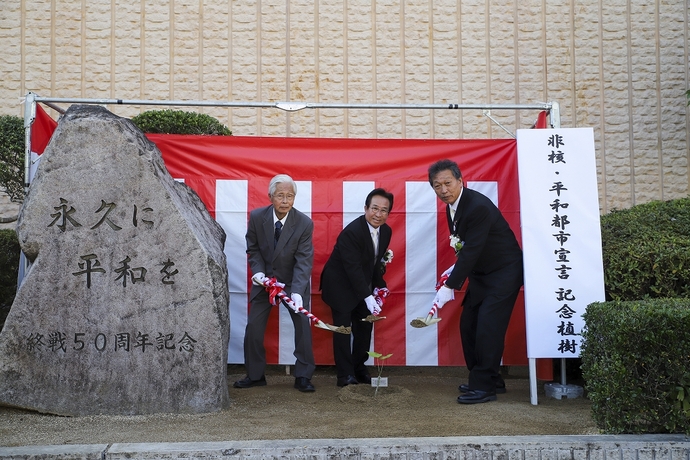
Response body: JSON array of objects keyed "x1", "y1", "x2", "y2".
[
  {"x1": 601, "y1": 197, "x2": 690, "y2": 301},
  {"x1": 581, "y1": 197, "x2": 690, "y2": 433},
  {"x1": 0, "y1": 115, "x2": 25, "y2": 203},
  {"x1": 131, "y1": 109, "x2": 232, "y2": 136},
  {"x1": 581, "y1": 298, "x2": 690, "y2": 434},
  {"x1": 0, "y1": 229, "x2": 20, "y2": 332}
]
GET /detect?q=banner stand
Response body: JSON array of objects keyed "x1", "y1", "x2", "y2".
[{"x1": 22, "y1": 92, "x2": 564, "y2": 404}]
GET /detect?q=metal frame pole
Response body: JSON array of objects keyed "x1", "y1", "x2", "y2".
[
  {"x1": 23, "y1": 92, "x2": 36, "y2": 194},
  {"x1": 18, "y1": 92, "x2": 38, "y2": 287},
  {"x1": 30, "y1": 95, "x2": 554, "y2": 114}
]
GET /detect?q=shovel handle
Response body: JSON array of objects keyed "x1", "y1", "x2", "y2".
[
  {"x1": 279, "y1": 297, "x2": 319, "y2": 324},
  {"x1": 426, "y1": 303, "x2": 439, "y2": 318}
]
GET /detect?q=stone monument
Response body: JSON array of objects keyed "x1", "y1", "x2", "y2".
[{"x1": 0, "y1": 105, "x2": 230, "y2": 415}]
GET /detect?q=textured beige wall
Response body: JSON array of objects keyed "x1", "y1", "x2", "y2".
[{"x1": 0, "y1": 0, "x2": 688, "y2": 212}]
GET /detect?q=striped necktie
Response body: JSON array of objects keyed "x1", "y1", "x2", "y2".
[{"x1": 274, "y1": 221, "x2": 282, "y2": 247}]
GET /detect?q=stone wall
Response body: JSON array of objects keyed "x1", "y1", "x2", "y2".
[{"x1": 0, "y1": 0, "x2": 688, "y2": 213}]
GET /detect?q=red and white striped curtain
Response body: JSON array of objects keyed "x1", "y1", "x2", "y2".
[{"x1": 32, "y1": 105, "x2": 529, "y2": 367}]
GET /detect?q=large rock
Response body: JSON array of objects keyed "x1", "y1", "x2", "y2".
[{"x1": 0, "y1": 105, "x2": 230, "y2": 415}]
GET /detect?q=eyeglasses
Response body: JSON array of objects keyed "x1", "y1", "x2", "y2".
[
  {"x1": 272, "y1": 193, "x2": 295, "y2": 202},
  {"x1": 368, "y1": 206, "x2": 389, "y2": 215}
]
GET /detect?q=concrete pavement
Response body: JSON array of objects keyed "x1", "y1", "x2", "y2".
[{"x1": 1, "y1": 435, "x2": 689, "y2": 460}]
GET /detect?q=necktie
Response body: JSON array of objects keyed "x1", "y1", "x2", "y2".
[
  {"x1": 371, "y1": 228, "x2": 379, "y2": 257},
  {"x1": 274, "y1": 221, "x2": 283, "y2": 247},
  {"x1": 450, "y1": 206, "x2": 455, "y2": 221}
]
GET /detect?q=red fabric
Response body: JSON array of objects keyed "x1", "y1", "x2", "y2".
[
  {"x1": 30, "y1": 104, "x2": 58, "y2": 154},
  {"x1": 152, "y1": 135, "x2": 526, "y2": 366}
]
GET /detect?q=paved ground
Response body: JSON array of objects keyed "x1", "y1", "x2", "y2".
[{"x1": 0, "y1": 364, "x2": 597, "y2": 447}]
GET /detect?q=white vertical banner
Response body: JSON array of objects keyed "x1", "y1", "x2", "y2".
[
  {"x1": 517, "y1": 128, "x2": 605, "y2": 358},
  {"x1": 215, "y1": 179, "x2": 249, "y2": 363},
  {"x1": 278, "y1": 181, "x2": 312, "y2": 364},
  {"x1": 405, "y1": 181, "x2": 439, "y2": 365}
]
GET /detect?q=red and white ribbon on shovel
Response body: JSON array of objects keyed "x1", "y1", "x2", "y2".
[
  {"x1": 410, "y1": 269, "x2": 452, "y2": 328},
  {"x1": 255, "y1": 276, "x2": 351, "y2": 334}
]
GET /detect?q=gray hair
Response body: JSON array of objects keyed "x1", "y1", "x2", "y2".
[{"x1": 268, "y1": 174, "x2": 297, "y2": 196}]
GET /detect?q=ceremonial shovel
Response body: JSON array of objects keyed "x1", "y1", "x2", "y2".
[
  {"x1": 256, "y1": 277, "x2": 351, "y2": 334},
  {"x1": 410, "y1": 303, "x2": 442, "y2": 328},
  {"x1": 410, "y1": 271, "x2": 450, "y2": 328},
  {"x1": 279, "y1": 298, "x2": 351, "y2": 334},
  {"x1": 362, "y1": 287, "x2": 389, "y2": 323}
]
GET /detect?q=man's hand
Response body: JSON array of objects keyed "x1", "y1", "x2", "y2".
[
  {"x1": 436, "y1": 264, "x2": 455, "y2": 291},
  {"x1": 251, "y1": 272, "x2": 267, "y2": 285},
  {"x1": 291, "y1": 293, "x2": 303, "y2": 308},
  {"x1": 433, "y1": 285, "x2": 455, "y2": 309},
  {"x1": 373, "y1": 287, "x2": 390, "y2": 310},
  {"x1": 364, "y1": 295, "x2": 381, "y2": 315}
]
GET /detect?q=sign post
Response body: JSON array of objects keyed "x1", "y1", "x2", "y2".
[{"x1": 517, "y1": 128, "x2": 605, "y2": 405}]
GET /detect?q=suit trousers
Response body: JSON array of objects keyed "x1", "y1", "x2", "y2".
[
  {"x1": 461, "y1": 260, "x2": 523, "y2": 392},
  {"x1": 243, "y1": 290, "x2": 315, "y2": 380},
  {"x1": 330, "y1": 301, "x2": 373, "y2": 379}
]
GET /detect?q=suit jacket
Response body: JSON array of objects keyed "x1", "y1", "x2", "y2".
[
  {"x1": 320, "y1": 215, "x2": 392, "y2": 311},
  {"x1": 246, "y1": 205, "x2": 314, "y2": 304},
  {"x1": 445, "y1": 188, "x2": 522, "y2": 292}
]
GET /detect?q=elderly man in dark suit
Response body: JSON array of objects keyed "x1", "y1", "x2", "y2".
[
  {"x1": 428, "y1": 159, "x2": 523, "y2": 404},
  {"x1": 320, "y1": 188, "x2": 394, "y2": 387},
  {"x1": 233, "y1": 174, "x2": 316, "y2": 392}
]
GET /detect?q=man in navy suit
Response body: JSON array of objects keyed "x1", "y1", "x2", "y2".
[
  {"x1": 428, "y1": 159, "x2": 523, "y2": 404},
  {"x1": 233, "y1": 174, "x2": 316, "y2": 392},
  {"x1": 320, "y1": 188, "x2": 394, "y2": 387}
]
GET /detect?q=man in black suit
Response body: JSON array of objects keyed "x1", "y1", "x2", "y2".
[
  {"x1": 233, "y1": 174, "x2": 316, "y2": 392},
  {"x1": 428, "y1": 159, "x2": 523, "y2": 404},
  {"x1": 320, "y1": 188, "x2": 394, "y2": 387}
]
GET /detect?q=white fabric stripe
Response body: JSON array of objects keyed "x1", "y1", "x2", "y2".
[
  {"x1": 29, "y1": 152, "x2": 41, "y2": 183},
  {"x1": 343, "y1": 181, "x2": 374, "y2": 228},
  {"x1": 278, "y1": 181, "x2": 312, "y2": 365},
  {"x1": 342, "y1": 182, "x2": 375, "y2": 362},
  {"x1": 215, "y1": 180, "x2": 249, "y2": 364},
  {"x1": 294, "y1": 181, "x2": 312, "y2": 215},
  {"x1": 467, "y1": 181, "x2": 498, "y2": 207},
  {"x1": 405, "y1": 182, "x2": 439, "y2": 366}
]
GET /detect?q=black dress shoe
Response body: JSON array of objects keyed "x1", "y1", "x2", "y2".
[
  {"x1": 294, "y1": 377, "x2": 315, "y2": 392},
  {"x1": 355, "y1": 373, "x2": 372, "y2": 384},
  {"x1": 459, "y1": 382, "x2": 506, "y2": 394},
  {"x1": 337, "y1": 375, "x2": 359, "y2": 387},
  {"x1": 233, "y1": 375, "x2": 266, "y2": 388},
  {"x1": 457, "y1": 389, "x2": 497, "y2": 404}
]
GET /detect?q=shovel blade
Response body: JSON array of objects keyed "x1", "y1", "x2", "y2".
[
  {"x1": 361, "y1": 315, "x2": 386, "y2": 323},
  {"x1": 410, "y1": 316, "x2": 442, "y2": 328},
  {"x1": 315, "y1": 321, "x2": 352, "y2": 335}
]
